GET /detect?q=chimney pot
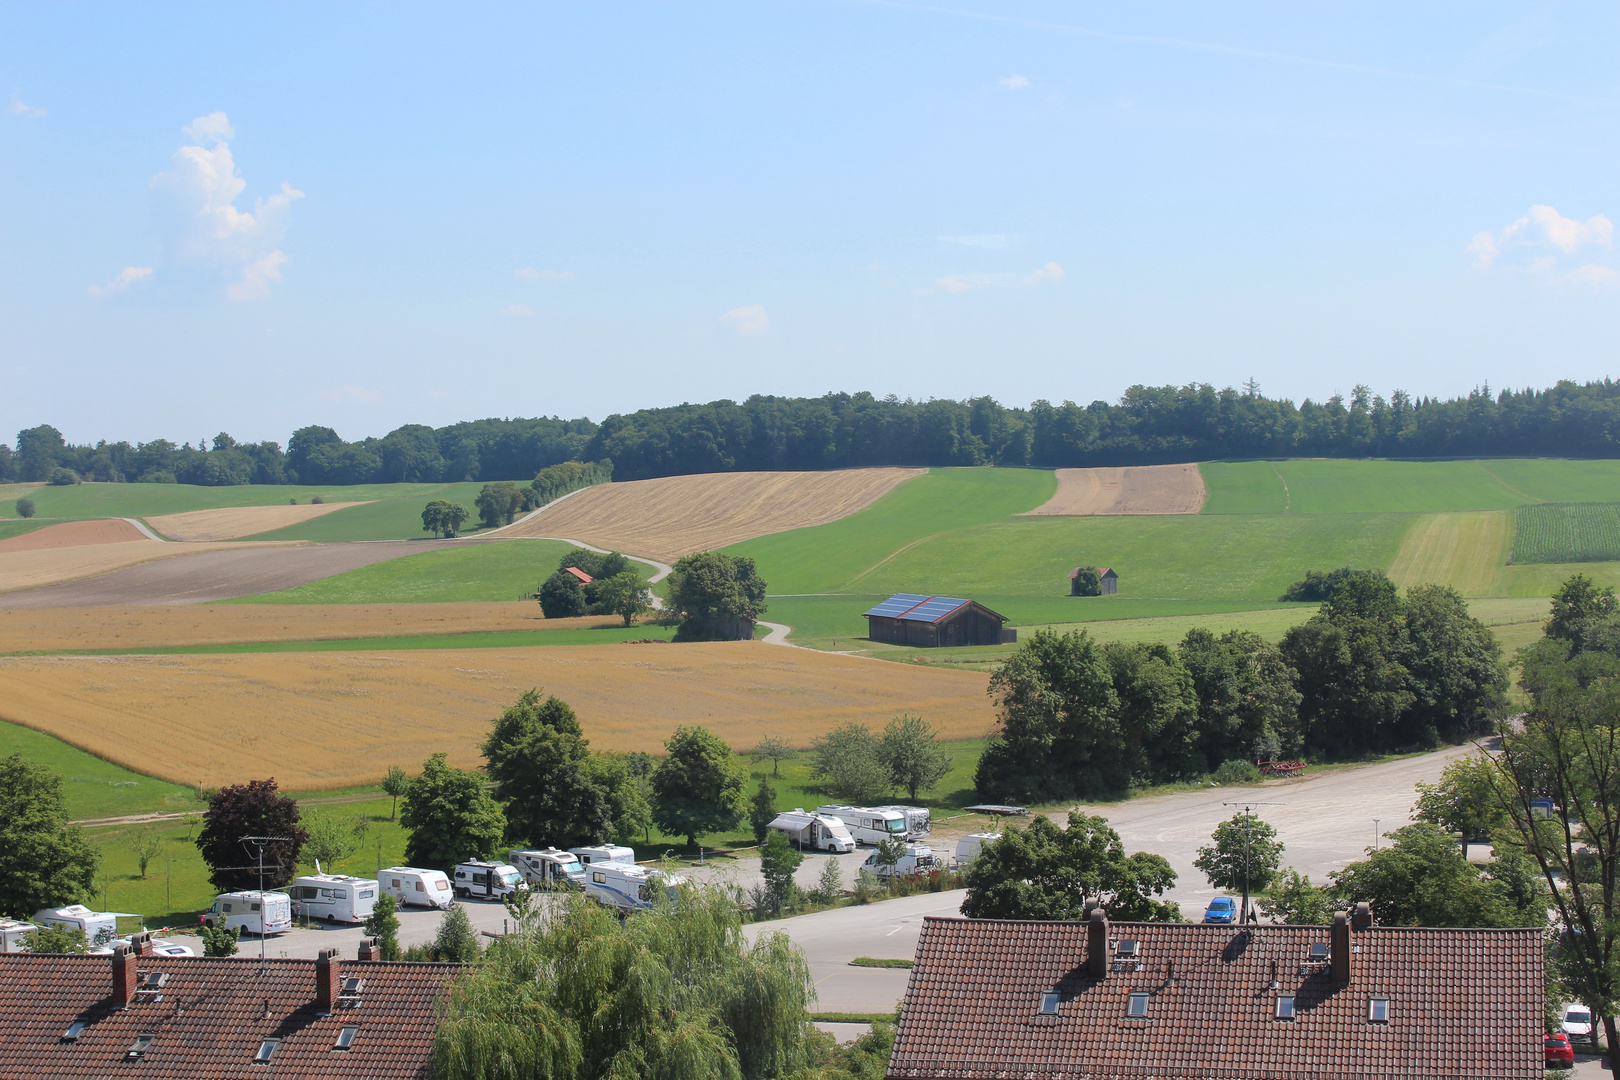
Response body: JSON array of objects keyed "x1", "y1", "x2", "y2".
[
  {"x1": 1351, "y1": 902, "x2": 1373, "y2": 930},
  {"x1": 316, "y1": 948, "x2": 341, "y2": 1013},
  {"x1": 1330, "y1": 911, "x2": 1351, "y2": 984},
  {"x1": 1086, "y1": 907, "x2": 1109, "y2": 979},
  {"x1": 132, "y1": 931, "x2": 154, "y2": 958},
  {"x1": 358, "y1": 938, "x2": 377, "y2": 962},
  {"x1": 111, "y1": 944, "x2": 137, "y2": 1007}
]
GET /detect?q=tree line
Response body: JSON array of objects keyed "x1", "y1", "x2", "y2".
[{"x1": 9, "y1": 377, "x2": 1620, "y2": 485}]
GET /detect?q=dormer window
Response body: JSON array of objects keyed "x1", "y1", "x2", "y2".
[
  {"x1": 1039, "y1": 992, "x2": 1060, "y2": 1015},
  {"x1": 1127, "y1": 993, "x2": 1149, "y2": 1017},
  {"x1": 1369, "y1": 998, "x2": 1389, "y2": 1023}
]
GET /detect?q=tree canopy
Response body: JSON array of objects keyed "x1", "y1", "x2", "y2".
[
  {"x1": 195, "y1": 778, "x2": 308, "y2": 892},
  {"x1": 960, "y1": 812, "x2": 1179, "y2": 922},
  {"x1": 667, "y1": 552, "x2": 768, "y2": 641},
  {"x1": 482, "y1": 690, "x2": 614, "y2": 849},
  {"x1": 0, "y1": 755, "x2": 100, "y2": 920},
  {"x1": 651, "y1": 726, "x2": 747, "y2": 847},
  {"x1": 400, "y1": 754, "x2": 507, "y2": 870}
]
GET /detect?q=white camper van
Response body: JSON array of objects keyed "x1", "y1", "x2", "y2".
[
  {"x1": 875, "y1": 805, "x2": 931, "y2": 838},
  {"x1": 814, "y1": 805, "x2": 909, "y2": 846},
  {"x1": 453, "y1": 861, "x2": 524, "y2": 900},
  {"x1": 767, "y1": 810, "x2": 856, "y2": 853},
  {"x1": 0, "y1": 919, "x2": 39, "y2": 954},
  {"x1": 952, "y1": 833, "x2": 1000, "y2": 867},
  {"x1": 583, "y1": 863, "x2": 685, "y2": 914},
  {"x1": 860, "y1": 843, "x2": 939, "y2": 880},
  {"x1": 568, "y1": 845, "x2": 635, "y2": 866},
  {"x1": 380, "y1": 867, "x2": 454, "y2": 910},
  {"x1": 510, "y1": 848, "x2": 587, "y2": 889},
  {"x1": 201, "y1": 891, "x2": 293, "y2": 936},
  {"x1": 288, "y1": 874, "x2": 379, "y2": 924},
  {"x1": 34, "y1": 905, "x2": 121, "y2": 947}
]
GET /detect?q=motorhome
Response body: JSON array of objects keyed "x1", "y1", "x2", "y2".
[
  {"x1": 510, "y1": 848, "x2": 587, "y2": 889},
  {"x1": 568, "y1": 845, "x2": 635, "y2": 866},
  {"x1": 0, "y1": 919, "x2": 38, "y2": 954},
  {"x1": 860, "y1": 843, "x2": 939, "y2": 880},
  {"x1": 952, "y1": 833, "x2": 1000, "y2": 867},
  {"x1": 875, "y1": 805, "x2": 931, "y2": 838},
  {"x1": 34, "y1": 905, "x2": 122, "y2": 947},
  {"x1": 814, "y1": 804, "x2": 909, "y2": 845},
  {"x1": 379, "y1": 867, "x2": 454, "y2": 910},
  {"x1": 583, "y1": 863, "x2": 686, "y2": 914},
  {"x1": 453, "y1": 861, "x2": 525, "y2": 900},
  {"x1": 287, "y1": 873, "x2": 379, "y2": 925},
  {"x1": 767, "y1": 810, "x2": 856, "y2": 853},
  {"x1": 200, "y1": 891, "x2": 293, "y2": 936},
  {"x1": 91, "y1": 936, "x2": 195, "y2": 957}
]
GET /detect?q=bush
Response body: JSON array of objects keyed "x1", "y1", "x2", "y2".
[
  {"x1": 14, "y1": 498, "x2": 34, "y2": 519},
  {"x1": 47, "y1": 467, "x2": 79, "y2": 486},
  {"x1": 1214, "y1": 758, "x2": 1262, "y2": 784},
  {"x1": 311, "y1": 494, "x2": 324, "y2": 504},
  {"x1": 537, "y1": 570, "x2": 587, "y2": 618},
  {"x1": 24, "y1": 925, "x2": 87, "y2": 954},
  {"x1": 1070, "y1": 567, "x2": 1102, "y2": 596},
  {"x1": 432, "y1": 903, "x2": 480, "y2": 962},
  {"x1": 200, "y1": 922, "x2": 240, "y2": 957}
]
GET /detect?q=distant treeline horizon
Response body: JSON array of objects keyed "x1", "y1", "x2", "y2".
[{"x1": 4, "y1": 378, "x2": 1619, "y2": 487}]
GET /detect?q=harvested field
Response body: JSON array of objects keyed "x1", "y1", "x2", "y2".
[
  {"x1": 0, "y1": 643, "x2": 995, "y2": 789},
  {"x1": 146, "y1": 501, "x2": 367, "y2": 541},
  {"x1": 0, "y1": 518, "x2": 147, "y2": 551},
  {"x1": 505, "y1": 468, "x2": 926, "y2": 560},
  {"x1": 1022, "y1": 464, "x2": 1206, "y2": 516},
  {"x1": 0, "y1": 540, "x2": 456, "y2": 607},
  {"x1": 1386, "y1": 511, "x2": 1512, "y2": 595},
  {"x1": 0, "y1": 601, "x2": 595, "y2": 653}
]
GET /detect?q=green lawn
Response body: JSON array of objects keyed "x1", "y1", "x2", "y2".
[
  {"x1": 0, "y1": 519, "x2": 51, "y2": 542},
  {"x1": 0, "y1": 719, "x2": 199, "y2": 821},
  {"x1": 1201, "y1": 458, "x2": 1620, "y2": 515},
  {"x1": 241, "y1": 481, "x2": 497, "y2": 541}
]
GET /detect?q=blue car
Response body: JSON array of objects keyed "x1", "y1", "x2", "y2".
[{"x1": 1203, "y1": 897, "x2": 1238, "y2": 924}]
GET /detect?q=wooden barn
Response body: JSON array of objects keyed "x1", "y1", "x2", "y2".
[
  {"x1": 1069, "y1": 566, "x2": 1118, "y2": 595},
  {"x1": 862, "y1": 593, "x2": 1015, "y2": 648}
]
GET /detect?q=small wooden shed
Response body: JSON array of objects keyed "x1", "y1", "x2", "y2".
[
  {"x1": 863, "y1": 593, "x2": 1015, "y2": 648},
  {"x1": 1069, "y1": 566, "x2": 1118, "y2": 595}
]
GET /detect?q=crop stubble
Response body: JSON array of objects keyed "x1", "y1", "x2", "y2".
[
  {"x1": 145, "y1": 501, "x2": 368, "y2": 541},
  {"x1": 505, "y1": 468, "x2": 926, "y2": 560},
  {"x1": 0, "y1": 642, "x2": 993, "y2": 789},
  {"x1": 0, "y1": 519, "x2": 149, "y2": 551},
  {"x1": 1021, "y1": 464, "x2": 1206, "y2": 516}
]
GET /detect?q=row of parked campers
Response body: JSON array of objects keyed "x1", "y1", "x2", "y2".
[
  {"x1": 809, "y1": 804, "x2": 930, "y2": 845},
  {"x1": 200, "y1": 867, "x2": 455, "y2": 936},
  {"x1": 1, "y1": 906, "x2": 125, "y2": 953}
]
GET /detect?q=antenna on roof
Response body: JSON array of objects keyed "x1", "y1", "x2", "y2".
[
  {"x1": 1221, "y1": 802, "x2": 1283, "y2": 926},
  {"x1": 242, "y1": 835, "x2": 292, "y2": 968}
]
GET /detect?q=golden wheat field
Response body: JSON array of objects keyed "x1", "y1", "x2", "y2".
[
  {"x1": 507, "y1": 468, "x2": 926, "y2": 560},
  {"x1": 145, "y1": 501, "x2": 368, "y2": 541},
  {"x1": 0, "y1": 642, "x2": 993, "y2": 789},
  {"x1": 1021, "y1": 463, "x2": 1206, "y2": 516}
]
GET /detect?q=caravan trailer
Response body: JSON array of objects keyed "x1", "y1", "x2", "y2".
[
  {"x1": 583, "y1": 864, "x2": 686, "y2": 914},
  {"x1": 767, "y1": 810, "x2": 856, "y2": 853},
  {"x1": 510, "y1": 848, "x2": 587, "y2": 889},
  {"x1": 380, "y1": 867, "x2": 454, "y2": 910},
  {"x1": 288, "y1": 874, "x2": 379, "y2": 924},
  {"x1": 0, "y1": 919, "x2": 39, "y2": 954},
  {"x1": 874, "y1": 805, "x2": 931, "y2": 838},
  {"x1": 952, "y1": 833, "x2": 1000, "y2": 867},
  {"x1": 201, "y1": 891, "x2": 293, "y2": 936},
  {"x1": 860, "y1": 843, "x2": 939, "y2": 880},
  {"x1": 453, "y1": 861, "x2": 524, "y2": 901},
  {"x1": 814, "y1": 805, "x2": 909, "y2": 846},
  {"x1": 568, "y1": 845, "x2": 635, "y2": 867},
  {"x1": 34, "y1": 905, "x2": 121, "y2": 947}
]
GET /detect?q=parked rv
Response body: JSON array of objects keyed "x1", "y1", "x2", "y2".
[
  {"x1": 453, "y1": 861, "x2": 525, "y2": 900},
  {"x1": 861, "y1": 843, "x2": 939, "y2": 879},
  {"x1": 380, "y1": 867, "x2": 454, "y2": 910},
  {"x1": 91, "y1": 936, "x2": 195, "y2": 957},
  {"x1": 34, "y1": 905, "x2": 122, "y2": 947},
  {"x1": 583, "y1": 863, "x2": 686, "y2": 913},
  {"x1": 0, "y1": 919, "x2": 39, "y2": 954},
  {"x1": 814, "y1": 804, "x2": 909, "y2": 845},
  {"x1": 201, "y1": 891, "x2": 293, "y2": 936},
  {"x1": 288, "y1": 873, "x2": 379, "y2": 924},
  {"x1": 767, "y1": 809, "x2": 856, "y2": 853},
  {"x1": 510, "y1": 848, "x2": 587, "y2": 889},
  {"x1": 568, "y1": 845, "x2": 635, "y2": 866},
  {"x1": 875, "y1": 805, "x2": 931, "y2": 838},
  {"x1": 952, "y1": 832, "x2": 1000, "y2": 867}
]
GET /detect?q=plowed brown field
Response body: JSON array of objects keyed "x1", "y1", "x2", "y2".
[
  {"x1": 0, "y1": 540, "x2": 277, "y2": 593},
  {"x1": 146, "y1": 501, "x2": 367, "y2": 541},
  {"x1": 1021, "y1": 463, "x2": 1206, "y2": 515},
  {"x1": 0, "y1": 519, "x2": 147, "y2": 551},
  {"x1": 0, "y1": 643, "x2": 993, "y2": 788},
  {"x1": 505, "y1": 469, "x2": 925, "y2": 560}
]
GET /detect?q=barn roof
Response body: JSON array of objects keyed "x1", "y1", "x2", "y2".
[
  {"x1": 564, "y1": 566, "x2": 594, "y2": 584},
  {"x1": 1068, "y1": 566, "x2": 1117, "y2": 578},
  {"x1": 863, "y1": 594, "x2": 1006, "y2": 624}
]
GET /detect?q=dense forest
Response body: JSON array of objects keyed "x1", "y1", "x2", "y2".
[{"x1": 6, "y1": 378, "x2": 1620, "y2": 486}]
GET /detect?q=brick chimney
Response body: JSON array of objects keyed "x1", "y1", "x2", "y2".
[
  {"x1": 131, "y1": 931, "x2": 154, "y2": 958},
  {"x1": 1351, "y1": 902, "x2": 1373, "y2": 931},
  {"x1": 315, "y1": 948, "x2": 341, "y2": 1014},
  {"x1": 1330, "y1": 911, "x2": 1350, "y2": 984},
  {"x1": 357, "y1": 938, "x2": 378, "y2": 961},
  {"x1": 111, "y1": 944, "x2": 137, "y2": 1007},
  {"x1": 1087, "y1": 907, "x2": 1109, "y2": 979}
]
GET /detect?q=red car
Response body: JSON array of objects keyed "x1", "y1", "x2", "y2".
[{"x1": 1545, "y1": 1033, "x2": 1575, "y2": 1068}]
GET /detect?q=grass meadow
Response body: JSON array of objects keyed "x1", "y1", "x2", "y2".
[{"x1": 1199, "y1": 458, "x2": 1620, "y2": 515}]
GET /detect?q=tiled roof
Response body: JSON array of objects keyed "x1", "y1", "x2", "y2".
[
  {"x1": 564, "y1": 566, "x2": 594, "y2": 584},
  {"x1": 888, "y1": 916, "x2": 1543, "y2": 1080},
  {"x1": 0, "y1": 951, "x2": 458, "y2": 1079}
]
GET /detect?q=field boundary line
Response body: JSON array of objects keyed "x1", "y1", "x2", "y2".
[
  {"x1": 1474, "y1": 462, "x2": 1543, "y2": 505},
  {"x1": 1268, "y1": 462, "x2": 1291, "y2": 513},
  {"x1": 841, "y1": 532, "x2": 945, "y2": 591}
]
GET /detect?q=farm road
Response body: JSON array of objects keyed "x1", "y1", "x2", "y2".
[{"x1": 0, "y1": 540, "x2": 459, "y2": 608}]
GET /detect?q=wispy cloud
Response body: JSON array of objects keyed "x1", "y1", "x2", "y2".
[
  {"x1": 938, "y1": 234, "x2": 1011, "y2": 249},
  {"x1": 924, "y1": 261, "x2": 1064, "y2": 294},
  {"x1": 720, "y1": 304, "x2": 770, "y2": 336},
  {"x1": 498, "y1": 303, "x2": 536, "y2": 317},
  {"x1": 320, "y1": 385, "x2": 382, "y2": 404},
  {"x1": 7, "y1": 91, "x2": 45, "y2": 119},
  {"x1": 86, "y1": 266, "x2": 154, "y2": 299},
  {"x1": 999, "y1": 75, "x2": 1029, "y2": 90},
  {"x1": 515, "y1": 267, "x2": 575, "y2": 281},
  {"x1": 1469, "y1": 204, "x2": 1614, "y2": 286}
]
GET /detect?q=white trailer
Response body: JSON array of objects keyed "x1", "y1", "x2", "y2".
[
  {"x1": 0, "y1": 919, "x2": 39, "y2": 954},
  {"x1": 510, "y1": 848, "x2": 587, "y2": 889},
  {"x1": 453, "y1": 861, "x2": 525, "y2": 901},
  {"x1": 952, "y1": 832, "x2": 1000, "y2": 867},
  {"x1": 860, "y1": 843, "x2": 939, "y2": 880},
  {"x1": 814, "y1": 804, "x2": 909, "y2": 845},
  {"x1": 874, "y1": 804, "x2": 931, "y2": 838},
  {"x1": 34, "y1": 905, "x2": 123, "y2": 947},
  {"x1": 767, "y1": 810, "x2": 856, "y2": 853},
  {"x1": 568, "y1": 845, "x2": 635, "y2": 866},
  {"x1": 201, "y1": 891, "x2": 293, "y2": 936},
  {"x1": 380, "y1": 867, "x2": 454, "y2": 910},
  {"x1": 583, "y1": 863, "x2": 685, "y2": 913},
  {"x1": 288, "y1": 873, "x2": 379, "y2": 925}
]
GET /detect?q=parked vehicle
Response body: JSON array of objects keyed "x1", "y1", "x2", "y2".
[
  {"x1": 380, "y1": 867, "x2": 454, "y2": 910},
  {"x1": 0, "y1": 919, "x2": 39, "y2": 954},
  {"x1": 814, "y1": 805, "x2": 909, "y2": 845},
  {"x1": 1545, "y1": 1033, "x2": 1575, "y2": 1068},
  {"x1": 1203, "y1": 897, "x2": 1238, "y2": 925},
  {"x1": 874, "y1": 805, "x2": 931, "y2": 838},
  {"x1": 767, "y1": 810, "x2": 856, "y2": 853},
  {"x1": 583, "y1": 863, "x2": 686, "y2": 913},
  {"x1": 201, "y1": 891, "x2": 293, "y2": 936},
  {"x1": 91, "y1": 936, "x2": 195, "y2": 957},
  {"x1": 453, "y1": 861, "x2": 525, "y2": 900},
  {"x1": 1562, "y1": 1003, "x2": 1594, "y2": 1044},
  {"x1": 860, "y1": 843, "x2": 938, "y2": 879},
  {"x1": 510, "y1": 848, "x2": 587, "y2": 889},
  {"x1": 288, "y1": 873, "x2": 379, "y2": 924},
  {"x1": 568, "y1": 845, "x2": 635, "y2": 866},
  {"x1": 952, "y1": 833, "x2": 1000, "y2": 867},
  {"x1": 34, "y1": 905, "x2": 122, "y2": 947}
]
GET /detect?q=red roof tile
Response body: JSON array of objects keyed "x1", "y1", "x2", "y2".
[{"x1": 565, "y1": 566, "x2": 594, "y2": 584}]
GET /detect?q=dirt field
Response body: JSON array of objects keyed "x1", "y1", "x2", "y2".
[
  {"x1": 145, "y1": 501, "x2": 367, "y2": 541},
  {"x1": 0, "y1": 540, "x2": 457, "y2": 607},
  {"x1": 0, "y1": 601, "x2": 618, "y2": 653},
  {"x1": 0, "y1": 642, "x2": 994, "y2": 788},
  {"x1": 1021, "y1": 464, "x2": 1206, "y2": 516},
  {"x1": 0, "y1": 518, "x2": 148, "y2": 551},
  {"x1": 505, "y1": 469, "x2": 926, "y2": 560}
]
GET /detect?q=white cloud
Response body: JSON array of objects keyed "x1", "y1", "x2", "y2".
[
  {"x1": 999, "y1": 75, "x2": 1030, "y2": 90},
  {"x1": 1467, "y1": 231, "x2": 1499, "y2": 269},
  {"x1": 923, "y1": 262, "x2": 1065, "y2": 294},
  {"x1": 1025, "y1": 261, "x2": 1065, "y2": 285},
  {"x1": 1566, "y1": 264, "x2": 1620, "y2": 288},
  {"x1": 938, "y1": 234, "x2": 1010, "y2": 249},
  {"x1": 720, "y1": 304, "x2": 770, "y2": 336},
  {"x1": 149, "y1": 112, "x2": 303, "y2": 300},
  {"x1": 86, "y1": 266, "x2": 154, "y2": 298},
  {"x1": 1470, "y1": 204, "x2": 1613, "y2": 277},
  {"x1": 498, "y1": 303, "x2": 536, "y2": 317},
  {"x1": 515, "y1": 267, "x2": 575, "y2": 281},
  {"x1": 7, "y1": 91, "x2": 45, "y2": 119},
  {"x1": 320, "y1": 385, "x2": 382, "y2": 404}
]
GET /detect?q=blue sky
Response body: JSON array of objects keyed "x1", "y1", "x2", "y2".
[{"x1": 2, "y1": 2, "x2": 1617, "y2": 445}]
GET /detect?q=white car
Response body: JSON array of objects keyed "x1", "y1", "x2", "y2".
[{"x1": 1562, "y1": 1003, "x2": 1595, "y2": 1043}]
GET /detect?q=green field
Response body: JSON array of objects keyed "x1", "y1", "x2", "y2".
[
  {"x1": 1511, "y1": 503, "x2": 1620, "y2": 564},
  {"x1": 1200, "y1": 458, "x2": 1620, "y2": 515},
  {"x1": 240, "y1": 481, "x2": 496, "y2": 541}
]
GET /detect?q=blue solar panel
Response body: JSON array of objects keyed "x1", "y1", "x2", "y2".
[
  {"x1": 904, "y1": 597, "x2": 969, "y2": 623},
  {"x1": 862, "y1": 593, "x2": 931, "y2": 618}
]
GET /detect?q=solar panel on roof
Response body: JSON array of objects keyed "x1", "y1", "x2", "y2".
[
  {"x1": 862, "y1": 594, "x2": 932, "y2": 618},
  {"x1": 903, "y1": 596, "x2": 970, "y2": 622}
]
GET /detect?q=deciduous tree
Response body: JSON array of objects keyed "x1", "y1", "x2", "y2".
[
  {"x1": 303, "y1": 812, "x2": 370, "y2": 873},
  {"x1": 381, "y1": 766, "x2": 408, "y2": 821},
  {"x1": 0, "y1": 754, "x2": 99, "y2": 920},
  {"x1": 812, "y1": 722, "x2": 890, "y2": 805},
  {"x1": 750, "y1": 777, "x2": 778, "y2": 844},
  {"x1": 481, "y1": 690, "x2": 613, "y2": 849},
  {"x1": 1194, "y1": 811, "x2": 1284, "y2": 919},
  {"x1": 400, "y1": 754, "x2": 506, "y2": 870},
  {"x1": 538, "y1": 570, "x2": 588, "y2": 618},
  {"x1": 961, "y1": 811, "x2": 1178, "y2": 922},
  {"x1": 880, "y1": 715, "x2": 949, "y2": 801},
  {"x1": 666, "y1": 551, "x2": 768, "y2": 640},
  {"x1": 760, "y1": 830, "x2": 803, "y2": 912},
  {"x1": 593, "y1": 570, "x2": 652, "y2": 626},
  {"x1": 195, "y1": 778, "x2": 307, "y2": 893},
  {"x1": 749, "y1": 736, "x2": 796, "y2": 777},
  {"x1": 650, "y1": 726, "x2": 747, "y2": 848},
  {"x1": 1328, "y1": 822, "x2": 1541, "y2": 929}
]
